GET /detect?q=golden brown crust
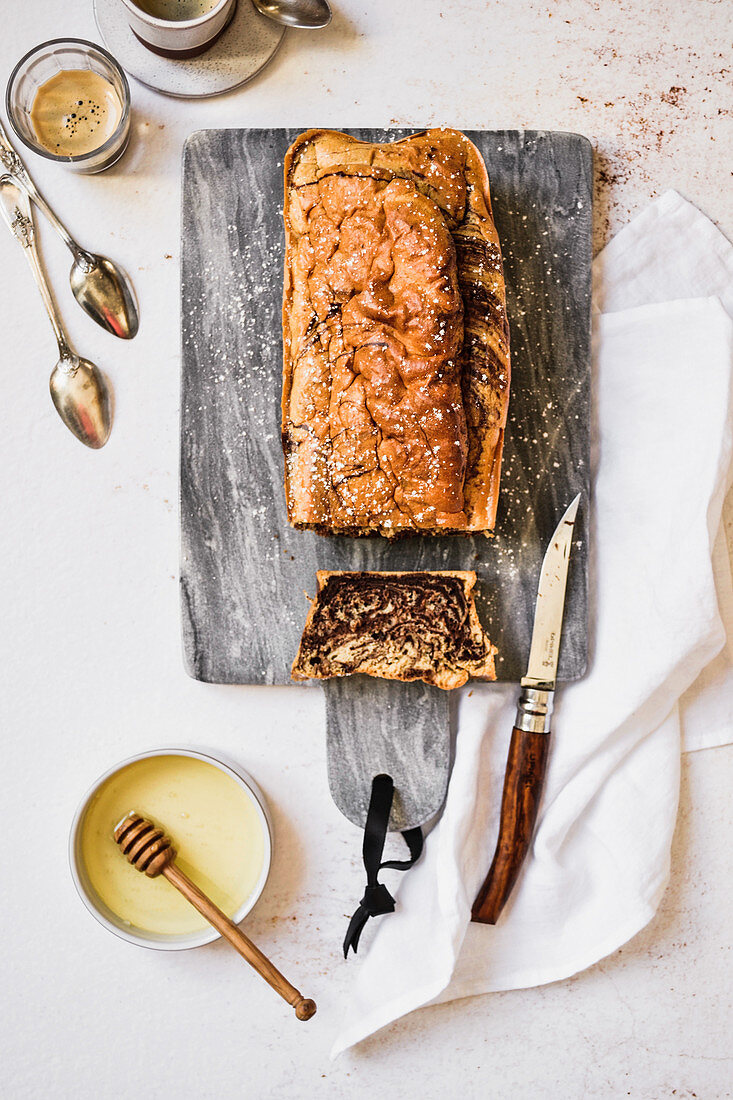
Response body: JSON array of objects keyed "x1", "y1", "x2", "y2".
[
  {"x1": 291, "y1": 570, "x2": 497, "y2": 690},
  {"x1": 282, "y1": 129, "x2": 510, "y2": 537}
]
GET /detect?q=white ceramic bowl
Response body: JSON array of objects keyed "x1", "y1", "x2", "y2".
[
  {"x1": 69, "y1": 747, "x2": 272, "y2": 950},
  {"x1": 119, "y1": 0, "x2": 237, "y2": 58}
]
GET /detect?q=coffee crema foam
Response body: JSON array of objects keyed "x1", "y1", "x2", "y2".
[
  {"x1": 133, "y1": 0, "x2": 219, "y2": 20},
  {"x1": 30, "y1": 69, "x2": 123, "y2": 158}
]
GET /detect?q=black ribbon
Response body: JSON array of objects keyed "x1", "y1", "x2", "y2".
[{"x1": 343, "y1": 774, "x2": 424, "y2": 958}]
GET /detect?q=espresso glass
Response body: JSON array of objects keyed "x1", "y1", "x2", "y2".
[{"x1": 6, "y1": 39, "x2": 131, "y2": 174}]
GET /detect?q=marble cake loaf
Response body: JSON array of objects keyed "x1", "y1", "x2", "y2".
[
  {"x1": 291, "y1": 571, "x2": 497, "y2": 690},
  {"x1": 282, "y1": 129, "x2": 510, "y2": 537}
]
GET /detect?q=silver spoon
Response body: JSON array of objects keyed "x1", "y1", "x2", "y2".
[
  {"x1": 0, "y1": 177, "x2": 111, "y2": 449},
  {"x1": 252, "y1": 0, "x2": 331, "y2": 29},
  {"x1": 0, "y1": 121, "x2": 139, "y2": 340}
]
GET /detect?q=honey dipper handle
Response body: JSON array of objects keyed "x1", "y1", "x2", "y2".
[{"x1": 162, "y1": 864, "x2": 316, "y2": 1021}]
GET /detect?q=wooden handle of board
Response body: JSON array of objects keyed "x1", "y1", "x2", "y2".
[
  {"x1": 114, "y1": 813, "x2": 316, "y2": 1021},
  {"x1": 471, "y1": 727, "x2": 550, "y2": 925}
]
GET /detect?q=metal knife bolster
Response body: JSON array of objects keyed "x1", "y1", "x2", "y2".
[{"x1": 515, "y1": 685, "x2": 554, "y2": 733}]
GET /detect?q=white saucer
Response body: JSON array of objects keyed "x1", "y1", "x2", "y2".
[{"x1": 94, "y1": 0, "x2": 285, "y2": 99}]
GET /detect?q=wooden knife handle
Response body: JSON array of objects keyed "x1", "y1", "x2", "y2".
[{"x1": 471, "y1": 725, "x2": 550, "y2": 925}]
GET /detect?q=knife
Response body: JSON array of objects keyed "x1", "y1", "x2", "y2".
[{"x1": 471, "y1": 493, "x2": 581, "y2": 924}]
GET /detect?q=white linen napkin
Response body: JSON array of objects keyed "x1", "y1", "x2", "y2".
[
  {"x1": 593, "y1": 190, "x2": 733, "y2": 754},
  {"x1": 332, "y1": 192, "x2": 733, "y2": 1056}
]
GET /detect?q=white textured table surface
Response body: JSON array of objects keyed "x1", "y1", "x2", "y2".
[{"x1": 1, "y1": 2, "x2": 731, "y2": 1097}]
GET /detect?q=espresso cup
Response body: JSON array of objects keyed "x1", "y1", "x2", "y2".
[
  {"x1": 120, "y1": 0, "x2": 238, "y2": 58},
  {"x1": 6, "y1": 40, "x2": 131, "y2": 173}
]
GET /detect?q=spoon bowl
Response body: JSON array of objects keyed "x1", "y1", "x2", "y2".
[
  {"x1": 49, "y1": 354, "x2": 112, "y2": 450},
  {"x1": 70, "y1": 253, "x2": 139, "y2": 340},
  {"x1": 0, "y1": 121, "x2": 139, "y2": 339},
  {"x1": 0, "y1": 175, "x2": 113, "y2": 449},
  {"x1": 252, "y1": 0, "x2": 331, "y2": 29}
]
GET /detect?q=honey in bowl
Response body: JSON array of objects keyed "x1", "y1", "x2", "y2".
[
  {"x1": 30, "y1": 69, "x2": 124, "y2": 159},
  {"x1": 79, "y1": 754, "x2": 267, "y2": 937}
]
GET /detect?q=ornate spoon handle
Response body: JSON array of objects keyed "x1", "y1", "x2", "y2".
[
  {"x1": 0, "y1": 121, "x2": 91, "y2": 263},
  {"x1": 0, "y1": 176, "x2": 76, "y2": 366}
]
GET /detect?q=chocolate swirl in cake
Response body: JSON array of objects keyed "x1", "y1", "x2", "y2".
[{"x1": 292, "y1": 571, "x2": 497, "y2": 690}]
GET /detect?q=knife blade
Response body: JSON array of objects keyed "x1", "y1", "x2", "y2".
[{"x1": 471, "y1": 493, "x2": 581, "y2": 924}]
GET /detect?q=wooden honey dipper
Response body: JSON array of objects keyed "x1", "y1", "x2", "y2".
[{"x1": 114, "y1": 813, "x2": 316, "y2": 1021}]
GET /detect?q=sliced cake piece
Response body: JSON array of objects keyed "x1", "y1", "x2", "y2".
[{"x1": 291, "y1": 570, "x2": 497, "y2": 690}]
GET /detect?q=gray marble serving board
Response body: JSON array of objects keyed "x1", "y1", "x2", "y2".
[{"x1": 180, "y1": 128, "x2": 592, "y2": 830}]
